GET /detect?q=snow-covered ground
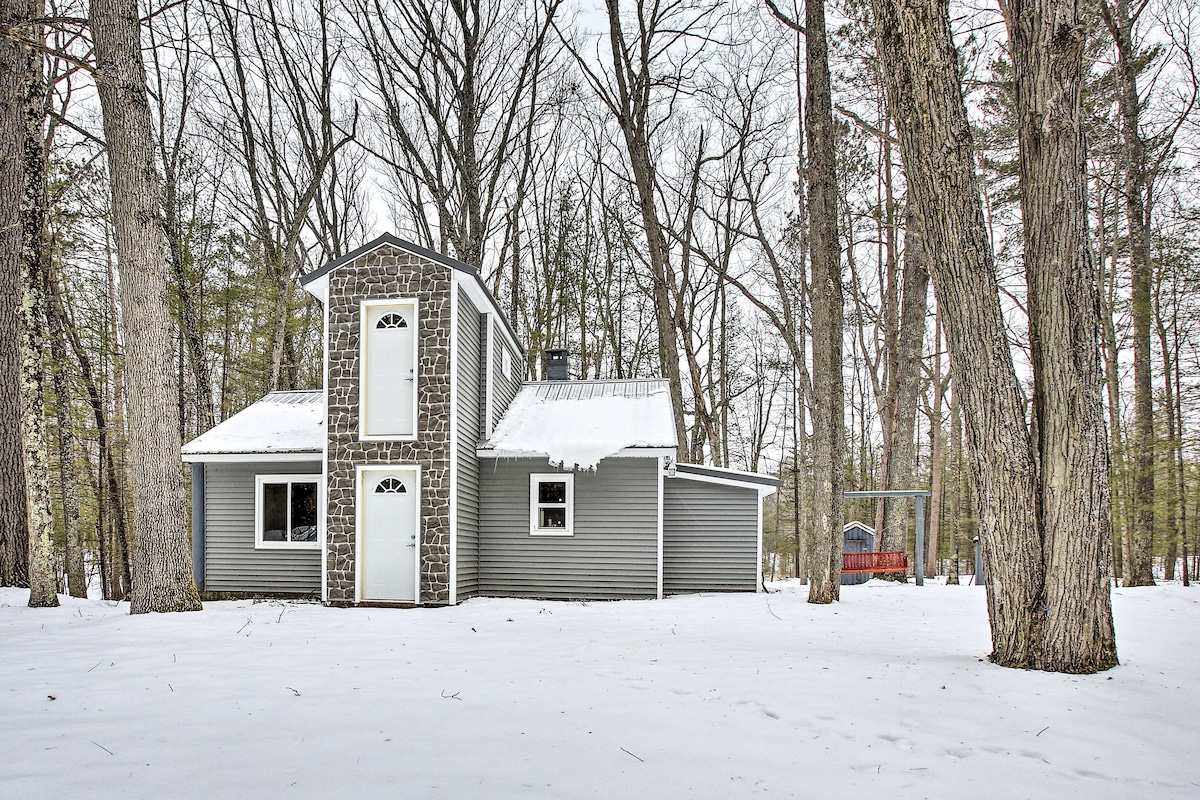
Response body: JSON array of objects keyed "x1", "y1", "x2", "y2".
[{"x1": 2, "y1": 580, "x2": 1196, "y2": 798}]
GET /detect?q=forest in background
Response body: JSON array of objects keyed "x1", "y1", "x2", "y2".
[{"x1": 0, "y1": 0, "x2": 1197, "y2": 603}]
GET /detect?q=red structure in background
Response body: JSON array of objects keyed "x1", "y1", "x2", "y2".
[{"x1": 842, "y1": 550, "x2": 909, "y2": 573}]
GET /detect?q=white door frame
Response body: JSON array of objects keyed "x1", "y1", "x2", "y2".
[{"x1": 355, "y1": 464, "x2": 422, "y2": 604}]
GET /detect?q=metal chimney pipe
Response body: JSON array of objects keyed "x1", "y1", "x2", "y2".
[{"x1": 544, "y1": 349, "x2": 569, "y2": 381}]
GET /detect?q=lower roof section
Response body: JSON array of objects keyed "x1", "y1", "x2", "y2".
[
  {"x1": 181, "y1": 391, "x2": 324, "y2": 462},
  {"x1": 669, "y1": 462, "x2": 782, "y2": 496}
]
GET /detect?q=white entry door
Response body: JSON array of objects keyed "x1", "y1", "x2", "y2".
[
  {"x1": 362, "y1": 301, "x2": 417, "y2": 437},
  {"x1": 359, "y1": 467, "x2": 420, "y2": 602}
]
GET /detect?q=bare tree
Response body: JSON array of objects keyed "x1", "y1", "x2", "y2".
[
  {"x1": 877, "y1": 218, "x2": 929, "y2": 576},
  {"x1": 0, "y1": 0, "x2": 28, "y2": 590},
  {"x1": 556, "y1": 0, "x2": 722, "y2": 452},
  {"x1": 90, "y1": 0, "x2": 201, "y2": 613},
  {"x1": 869, "y1": 0, "x2": 1049, "y2": 668},
  {"x1": 21, "y1": 0, "x2": 57, "y2": 607},
  {"x1": 1100, "y1": 0, "x2": 1155, "y2": 586},
  {"x1": 804, "y1": 0, "x2": 844, "y2": 604},
  {"x1": 867, "y1": 0, "x2": 1118, "y2": 671},
  {"x1": 1005, "y1": 0, "x2": 1117, "y2": 668}
]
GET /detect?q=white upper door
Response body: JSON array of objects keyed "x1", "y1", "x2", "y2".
[
  {"x1": 362, "y1": 301, "x2": 417, "y2": 437},
  {"x1": 359, "y1": 468, "x2": 419, "y2": 602}
]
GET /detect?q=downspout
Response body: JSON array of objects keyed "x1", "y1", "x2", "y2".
[{"x1": 191, "y1": 462, "x2": 205, "y2": 591}]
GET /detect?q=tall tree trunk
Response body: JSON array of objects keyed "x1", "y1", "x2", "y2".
[
  {"x1": 1095, "y1": 179, "x2": 1126, "y2": 581},
  {"x1": 927, "y1": 314, "x2": 946, "y2": 577},
  {"x1": 869, "y1": 0, "x2": 1045, "y2": 667},
  {"x1": 20, "y1": 1, "x2": 57, "y2": 607},
  {"x1": 52, "y1": 267, "x2": 130, "y2": 598},
  {"x1": 1006, "y1": 0, "x2": 1118, "y2": 670},
  {"x1": 878, "y1": 217, "x2": 929, "y2": 580},
  {"x1": 0, "y1": 0, "x2": 28, "y2": 589},
  {"x1": 1103, "y1": 0, "x2": 1155, "y2": 586},
  {"x1": 46, "y1": 266, "x2": 85, "y2": 597},
  {"x1": 805, "y1": 0, "x2": 844, "y2": 604},
  {"x1": 945, "y1": 384, "x2": 962, "y2": 585},
  {"x1": 90, "y1": 0, "x2": 201, "y2": 613},
  {"x1": 596, "y1": 0, "x2": 689, "y2": 451},
  {"x1": 1154, "y1": 292, "x2": 1178, "y2": 580}
]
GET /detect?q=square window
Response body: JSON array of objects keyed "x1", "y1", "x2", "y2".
[
  {"x1": 255, "y1": 475, "x2": 322, "y2": 549},
  {"x1": 530, "y1": 473, "x2": 573, "y2": 536}
]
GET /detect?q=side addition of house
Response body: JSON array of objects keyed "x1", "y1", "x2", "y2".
[{"x1": 182, "y1": 234, "x2": 781, "y2": 605}]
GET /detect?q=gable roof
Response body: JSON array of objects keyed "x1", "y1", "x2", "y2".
[
  {"x1": 181, "y1": 391, "x2": 324, "y2": 461},
  {"x1": 478, "y1": 379, "x2": 677, "y2": 469},
  {"x1": 298, "y1": 232, "x2": 524, "y2": 355}
]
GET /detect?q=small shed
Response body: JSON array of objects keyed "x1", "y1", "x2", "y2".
[{"x1": 842, "y1": 521, "x2": 875, "y2": 585}]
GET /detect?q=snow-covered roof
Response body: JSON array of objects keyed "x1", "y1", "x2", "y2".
[
  {"x1": 480, "y1": 379, "x2": 677, "y2": 469},
  {"x1": 181, "y1": 391, "x2": 324, "y2": 460}
]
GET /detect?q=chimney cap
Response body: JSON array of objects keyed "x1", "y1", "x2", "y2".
[{"x1": 544, "y1": 348, "x2": 569, "y2": 380}]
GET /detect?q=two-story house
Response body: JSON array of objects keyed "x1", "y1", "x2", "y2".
[{"x1": 181, "y1": 234, "x2": 780, "y2": 605}]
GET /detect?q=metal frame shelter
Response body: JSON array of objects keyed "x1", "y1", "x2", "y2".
[{"x1": 844, "y1": 490, "x2": 933, "y2": 586}]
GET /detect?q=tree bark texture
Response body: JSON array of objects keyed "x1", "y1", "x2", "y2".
[
  {"x1": 805, "y1": 0, "x2": 843, "y2": 604},
  {"x1": 878, "y1": 219, "x2": 929, "y2": 579},
  {"x1": 90, "y1": 0, "x2": 201, "y2": 613},
  {"x1": 46, "y1": 270, "x2": 86, "y2": 597},
  {"x1": 20, "y1": 1, "x2": 57, "y2": 607},
  {"x1": 927, "y1": 315, "x2": 946, "y2": 576},
  {"x1": 1006, "y1": 0, "x2": 1117, "y2": 670},
  {"x1": 869, "y1": 0, "x2": 1046, "y2": 666},
  {"x1": 0, "y1": 0, "x2": 28, "y2": 588},
  {"x1": 1105, "y1": 0, "x2": 1154, "y2": 587}
]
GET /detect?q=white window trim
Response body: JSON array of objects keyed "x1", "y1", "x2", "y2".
[
  {"x1": 529, "y1": 473, "x2": 574, "y2": 536},
  {"x1": 254, "y1": 473, "x2": 323, "y2": 550},
  {"x1": 359, "y1": 297, "x2": 420, "y2": 442}
]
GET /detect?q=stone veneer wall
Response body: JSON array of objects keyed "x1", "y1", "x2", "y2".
[{"x1": 325, "y1": 246, "x2": 452, "y2": 604}]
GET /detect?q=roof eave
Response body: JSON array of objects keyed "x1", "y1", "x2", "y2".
[{"x1": 181, "y1": 451, "x2": 323, "y2": 464}]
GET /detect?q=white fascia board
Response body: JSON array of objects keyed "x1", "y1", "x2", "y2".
[
  {"x1": 302, "y1": 272, "x2": 328, "y2": 304},
  {"x1": 475, "y1": 446, "x2": 677, "y2": 460},
  {"x1": 181, "y1": 451, "x2": 323, "y2": 464},
  {"x1": 665, "y1": 469, "x2": 779, "y2": 497},
  {"x1": 458, "y1": 276, "x2": 523, "y2": 357}
]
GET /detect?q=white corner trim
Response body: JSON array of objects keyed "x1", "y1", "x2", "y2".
[
  {"x1": 484, "y1": 314, "x2": 495, "y2": 439},
  {"x1": 756, "y1": 494, "x2": 764, "y2": 593},
  {"x1": 448, "y1": 279, "x2": 459, "y2": 606},
  {"x1": 321, "y1": 298, "x2": 330, "y2": 603},
  {"x1": 657, "y1": 456, "x2": 664, "y2": 600}
]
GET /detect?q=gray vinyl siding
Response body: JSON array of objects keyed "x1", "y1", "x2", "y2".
[
  {"x1": 203, "y1": 461, "x2": 323, "y2": 594},
  {"x1": 492, "y1": 331, "x2": 522, "y2": 420},
  {"x1": 456, "y1": 288, "x2": 482, "y2": 599},
  {"x1": 663, "y1": 477, "x2": 759, "y2": 594},
  {"x1": 479, "y1": 457, "x2": 659, "y2": 599}
]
